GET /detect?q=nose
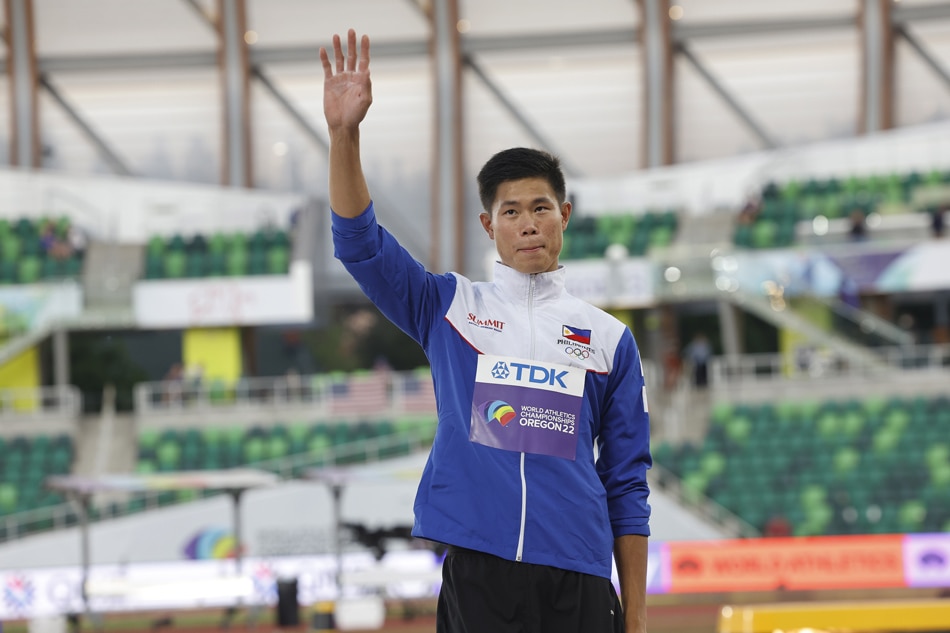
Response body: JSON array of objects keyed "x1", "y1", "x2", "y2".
[{"x1": 519, "y1": 216, "x2": 539, "y2": 235}]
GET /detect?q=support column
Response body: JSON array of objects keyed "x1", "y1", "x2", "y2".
[
  {"x1": 859, "y1": 0, "x2": 894, "y2": 134},
  {"x1": 431, "y1": 0, "x2": 465, "y2": 273},
  {"x1": 717, "y1": 300, "x2": 742, "y2": 357},
  {"x1": 217, "y1": 0, "x2": 252, "y2": 187},
  {"x1": 638, "y1": 0, "x2": 675, "y2": 167},
  {"x1": 4, "y1": 0, "x2": 40, "y2": 168},
  {"x1": 53, "y1": 329, "x2": 69, "y2": 386}
]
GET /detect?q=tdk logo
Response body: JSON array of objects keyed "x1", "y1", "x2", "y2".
[
  {"x1": 491, "y1": 361, "x2": 510, "y2": 379},
  {"x1": 501, "y1": 362, "x2": 569, "y2": 388}
]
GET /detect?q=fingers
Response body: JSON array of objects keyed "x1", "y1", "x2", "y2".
[
  {"x1": 324, "y1": 30, "x2": 369, "y2": 77},
  {"x1": 358, "y1": 34, "x2": 371, "y2": 72},
  {"x1": 346, "y1": 28, "x2": 358, "y2": 72},
  {"x1": 332, "y1": 33, "x2": 344, "y2": 74},
  {"x1": 319, "y1": 46, "x2": 332, "y2": 79}
]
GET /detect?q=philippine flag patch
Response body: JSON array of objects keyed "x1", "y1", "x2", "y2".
[{"x1": 562, "y1": 325, "x2": 591, "y2": 345}]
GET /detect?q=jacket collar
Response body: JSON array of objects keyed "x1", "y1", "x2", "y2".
[{"x1": 492, "y1": 261, "x2": 566, "y2": 304}]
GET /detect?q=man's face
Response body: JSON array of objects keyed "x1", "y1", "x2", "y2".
[{"x1": 479, "y1": 177, "x2": 571, "y2": 275}]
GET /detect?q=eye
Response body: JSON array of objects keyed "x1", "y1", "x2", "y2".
[
  {"x1": 503, "y1": 208, "x2": 517, "y2": 216},
  {"x1": 535, "y1": 206, "x2": 549, "y2": 213}
]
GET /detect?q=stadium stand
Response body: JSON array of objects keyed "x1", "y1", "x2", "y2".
[
  {"x1": 653, "y1": 394, "x2": 950, "y2": 537},
  {"x1": 143, "y1": 228, "x2": 291, "y2": 279},
  {"x1": 0, "y1": 216, "x2": 84, "y2": 284},
  {"x1": 0, "y1": 434, "x2": 72, "y2": 515},
  {"x1": 735, "y1": 168, "x2": 950, "y2": 249},
  {"x1": 561, "y1": 209, "x2": 680, "y2": 259}
]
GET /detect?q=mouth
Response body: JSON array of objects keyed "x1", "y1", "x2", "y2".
[{"x1": 519, "y1": 245, "x2": 544, "y2": 253}]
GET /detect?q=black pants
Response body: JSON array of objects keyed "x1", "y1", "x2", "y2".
[{"x1": 437, "y1": 546, "x2": 625, "y2": 633}]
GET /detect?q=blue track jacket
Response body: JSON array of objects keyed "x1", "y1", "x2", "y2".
[{"x1": 333, "y1": 202, "x2": 651, "y2": 580}]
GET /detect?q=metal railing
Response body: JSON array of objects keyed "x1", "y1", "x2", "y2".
[
  {"x1": 710, "y1": 343, "x2": 950, "y2": 385},
  {"x1": 134, "y1": 369, "x2": 436, "y2": 417},
  {"x1": 0, "y1": 384, "x2": 82, "y2": 421}
]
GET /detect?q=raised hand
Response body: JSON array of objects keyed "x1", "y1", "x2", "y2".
[{"x1": 320, "y1": 29, "x2": 372, "y2": 132}]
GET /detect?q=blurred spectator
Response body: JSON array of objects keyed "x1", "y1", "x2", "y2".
[
  {"x1": 683, "y1": 333, "x2": 712, "y2": 388},
  {"x1": 931, "y1": 205, "x2": 946, "y2": 239},
  {"x1": 162, "y1": 362, "x2": 184, "y2": 405},
  {"x1": 795, "y1": 344, "x2": 816, "y2": 375},
  {"x1": 40, "y1": 220, "x2": 73, "y2": 260},
  {"x1": 848, "y1": 208, "x2": 867, "y2": 241},
  {"x1": 183, "y1": 363, "x2": 204, "y2": 401},
  {"x1": 662, "y1": 339, "x2": 682, "y2": 391},
  {"x1": 764, "y1": 514, "x2": 792, "y2": 537},
  {"x1": 68, "y1": 225, "x2": 88, "y2": 258},
  {"x1": 737, "y1": 197, "x2": 761, "y2": 226}
]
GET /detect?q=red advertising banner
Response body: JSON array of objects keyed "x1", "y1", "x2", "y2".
[{"x1": 668, "y1": 534, "x2": 905, "y2": 593}]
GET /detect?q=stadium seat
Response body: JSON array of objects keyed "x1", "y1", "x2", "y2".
[
  {"x1": 18, "y1": 256, "x2": 41, "y2": 284},
  {"x1": 208, "y1": 232, "x2": 227, "y2": 255},
  {"x1": 226, "y1": 248, "x2": 248, "y2": 276},
  {"x1": 0, "y1": 483, "x2": 16, "y2": 514},
  {"x1": 1, "y1": 234, "x2": 21, "y2": 263},
  {"x1": 156, "y1": 437, "x2": 182, "y2": 471},
  {"x1": 144, "y1": 254, "x2": 164, "y2": 279},
  {"x1": 267, "y1": 246, "x2": 290, "y2": 275},
  {"x1": 185, "y1": 252, "x2": 207, "y2": 278},
  {"x1": 248, "y1": 249, "x2": 267, "y2": 275},
  {"x1": 146, "y1": 235, "x2": 165, "y2": 258},
  {"x1": 164, "y1": 251, "x2": 187, "y2": 279}
]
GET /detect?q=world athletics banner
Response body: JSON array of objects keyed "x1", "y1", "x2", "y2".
[{"x1": 2, "y1": 534, "x2": 948, "y2": 620}]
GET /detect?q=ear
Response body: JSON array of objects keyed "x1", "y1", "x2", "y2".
[
  {"x1": 479, "y1": 212, "x2": 494, "y2": 240},
  {"x1": 560, "y1": 200, "x2": 572, "y2": 231}
]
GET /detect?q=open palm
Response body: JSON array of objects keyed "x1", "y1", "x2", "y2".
[{"x1": 321, "y1": 30, "x2": 372, "y2": 131}]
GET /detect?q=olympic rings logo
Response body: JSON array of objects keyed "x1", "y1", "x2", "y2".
[{"x1": 564, "y1": 347, "x2": 591, "y2": 359}]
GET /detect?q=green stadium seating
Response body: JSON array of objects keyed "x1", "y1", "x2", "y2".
[
  {"x1": 741, "y1": 167, "x2": 949, "y2": 248},
  {"x1": 18, "y1": 256, "x2": 41, "y2": 284},
  {"x1": 164, "y1": 250, "x2": 187, "y2": 279},
  {"x1": 654, "y1": 394, "x2": 950, "y2": 536},
  {"x1": 267, "y1": 246, "x2": 290, "y2": 275},
  {"x1": 0, "y1": 434, "x2": 74, "y2": 516},
  {"x1": 144, "y1": 227, "x2": 297, "y2": 281}
]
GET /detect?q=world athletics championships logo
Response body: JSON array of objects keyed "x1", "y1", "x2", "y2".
[
  {"x1": 478, "y1": 400, "x2": 517, "y2": 427},
  {"x1": 3, "y1": 574, "x2": 35, "y2": 612},
  {"x1": 183, "y1": 527, "x2": 241, "y2": 560}
]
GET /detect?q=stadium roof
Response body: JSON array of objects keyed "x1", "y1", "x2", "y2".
[{"x1": 2, "y1": 0, "x2": 950, "y2": 272}]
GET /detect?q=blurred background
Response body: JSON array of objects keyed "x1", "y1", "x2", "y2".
[{"x1": 0, "y1": 0, "x2": 949, "y2": 631}]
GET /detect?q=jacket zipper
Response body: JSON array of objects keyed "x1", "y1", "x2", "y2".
[{"x1": 516, "y1": 275, "x2": 537, "y2": 562}]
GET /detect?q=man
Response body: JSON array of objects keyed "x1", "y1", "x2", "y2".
[{"x1": 321, "y1": 30, "x2": 651, "y2": 633}]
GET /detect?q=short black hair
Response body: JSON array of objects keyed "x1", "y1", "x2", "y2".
[{"x1": 476, "y1": 148, "x2": 566, "y2": 213}]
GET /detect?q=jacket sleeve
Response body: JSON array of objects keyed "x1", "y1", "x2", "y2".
[
  {"x1": 331, "y1": 201, "x2": 457, "y2": 348},
  {"x1": 596, "y1": 327, "x2": 652, "y2": 538}
]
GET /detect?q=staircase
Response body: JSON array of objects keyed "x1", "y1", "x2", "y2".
[
  {"x1": 72, "y1": 387, "x2": 138, "y2": 508},
  {"x1": 81, "y1": 240, "x2": 144, "y2": 308},
  {"x1": 726, "y1": 291, "x2": 890, "y2": 371}
]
